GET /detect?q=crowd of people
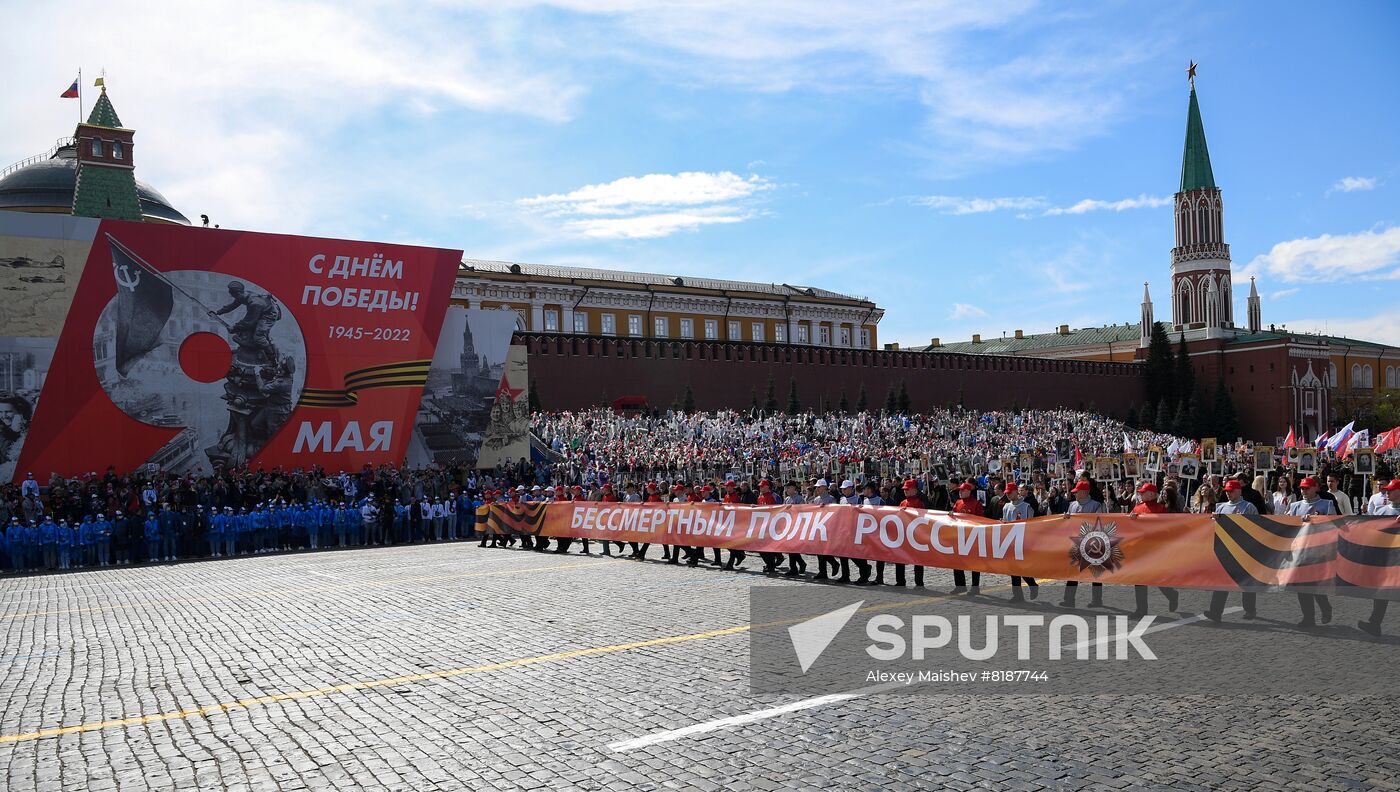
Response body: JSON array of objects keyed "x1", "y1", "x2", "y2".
[
  {"x1": 4, "y1": 407, "x2": 1397, "y2": 634},
  {"x1": 0, "y1": 462, "x2": 540, "y2": 573}
]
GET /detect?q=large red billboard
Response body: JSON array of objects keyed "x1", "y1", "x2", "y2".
[{"x1": 0, "y1": 211, "x2": 469, "y2": 478}]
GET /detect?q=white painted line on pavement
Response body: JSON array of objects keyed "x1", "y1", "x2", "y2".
[
  {"x1": 607, "y1": 681, "x2": 906, "y2": 752},
  {"x1": 611, "y1": 605, "x2": 1237, "y2": 753}
]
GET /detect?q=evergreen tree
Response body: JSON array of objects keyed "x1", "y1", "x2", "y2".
[
  {"x1": 1144, "y1": 321, "x2": 1175, "y2": 407},
  {"x1": 839, "y1": 390, "x2": 850, "y2": 413},
  {"x1": 1138, "y1": 402, "x2": 1155, "y2": 430},
  {"x1": 1186, "y1": 388, "x2": 1206, "y2": 438},
  {"x1": 856, "y1": 382, "x2": 868, "y2": 412},
  {"x1": 1213, "y1": 378, "x2": 1240, "y2": 441},
  {"x1": 528, "y1": 380, "x2": 542, "y2": 412},
  {"x1": 1124, "y1": 403, "x2": 1139, "y2": 430},
  {"x1": 1155, "y1": 399, "x2": 1172, "y2": 434},
  {"x1": 1174, "y1": 335, "x2": 1195, "y2": 406},
  {"x1": 682, "y1": 384, "x2": 696, "y2": 413},
  {"x1": 1171, "y1": 399, "x2": 1191, "y2": 437},
  {"x1": 884, "y1": 384, "x2": 898, "y2": 414},
  {"x1": 750, "y1": 386, "x2": 758, "y2": 411},
  {"x1": 786, "y1": 377, "x2": 801, "y2": 415},
  {"x1": 896, "y1": 380, "x2": 911, "y2": 414},
  {"x1": 763, "y1": 375, "x2": 779, "y2": 413}
]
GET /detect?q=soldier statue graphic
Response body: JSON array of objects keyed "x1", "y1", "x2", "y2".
[{"x1": 206, "y1": 281, "x2": 292, "y2": 470}]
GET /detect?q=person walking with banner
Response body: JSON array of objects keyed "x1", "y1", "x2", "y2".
[
  {"x1": 896, "y1": 479, "x2": 930, "y2": 588},
  {"x1": 1206, "y1": 479, "x2": 1257, "y2": 621},
  {"x1": 1128, "y1": 482, "x2": 1180, "y2": 617},
  {"x1": 756, "y1": 479, "x2": 783, "y2": 575},
  {"x1": 1059, "y1": 480, "x2": 1105, "y2": 608},
  {"x1": 949, "y1": 481, "x2": 980, "y2": 593},
  {"x1": 1358, "y1": 479, "x2": 1400, "y2": 635},
  {"x1": 837, "y1": 479, "x2": 869, "y2": 584},
  {"x1": 1002, "y1": 482, "x2": 1038, "y2": 602},
  {"x1": 1287, "y1": 476, "x2": 1334, "y2": 628}
]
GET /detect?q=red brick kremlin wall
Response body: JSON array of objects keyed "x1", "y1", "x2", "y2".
[{"x1": 519, "y1": 333, "x2": 1145, "y2": 419}]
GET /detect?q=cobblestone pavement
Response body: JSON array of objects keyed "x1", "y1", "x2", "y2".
[{"x1": 1, "y1": 543, "x2": 1397, "y2": 791}]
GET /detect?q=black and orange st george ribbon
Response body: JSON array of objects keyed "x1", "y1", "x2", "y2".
[{"x1": 299, "y1": 359, "x2": 432, "y2": 408}]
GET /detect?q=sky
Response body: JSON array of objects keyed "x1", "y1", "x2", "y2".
[{"x1": 4, "y1": 1, "x2": 1398, "y2": 347}]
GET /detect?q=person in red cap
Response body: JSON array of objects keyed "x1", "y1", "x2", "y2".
[
  {"x1": 629, "y1": 482, "x2": 665, "y2": 561},
  {"x1": 1286, "y1": 476, "x2": 1335, "y2": 628},
  {"x1": 592, "y1": 483, "x2": 623, "y2": 557},
  {"x1": 1358, "y1": 480, "x2": 1400, "y2": 634},
  {"x1": 1001, "y1": 481, "x2": 1037, "y2": 601},
  {"x1": 1129, "y1": 481, "x2": 1180, "y2": 618},
  {"x1": 1060, "y1": 477, "x2": 1105, "y2": 608},
  {"x1": 892, "y1": 478, "x2": 928, "y2": 588},
  {"x1": 756, "y1": 479, "x2": 783, "y2": 575},
  {"x1": 1203, "y1": 478, "x2": 1259, "y2": 622},
  {"x1": 949, "y1": 481, "x2": 982, "y2": 593}
]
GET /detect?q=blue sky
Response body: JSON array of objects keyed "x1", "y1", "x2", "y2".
[{"x1": 5, "y1": 1, "x2": 1398, "y2": 346}]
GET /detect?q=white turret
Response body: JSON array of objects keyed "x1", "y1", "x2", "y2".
[
  {"x1": 1247, "y1": 276, "x2": 1262, "y2": 333},
  {"x1": 1140, "y1": 282, "x2": 1154, "y2": 346}
]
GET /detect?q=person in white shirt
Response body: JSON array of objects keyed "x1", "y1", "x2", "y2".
[
  {"x1": 1326, "y1": 473, "x2": 1354, "y2": 516},
  {"x1": 1366, "y1": 480, "x2": 1388, "y2": 515},
  {"x1": 1287, "y1": 477, "x2": 1334, "y2": 628},
  {"x1": 1359, "y1": 479, "x2": 1400, "y2": 635}
]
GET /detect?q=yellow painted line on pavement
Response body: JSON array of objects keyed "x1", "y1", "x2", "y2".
[
  {"x1": 0, "y1": 580, "x2": 1026, "y2": 744},
  {"x1": 1, "y1": 560, "x2": 609, "y2": 621}
]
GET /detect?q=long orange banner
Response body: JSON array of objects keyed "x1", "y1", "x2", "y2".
[{"x1": 485, "y1": 502, "x2": 1400, "y2": 592}]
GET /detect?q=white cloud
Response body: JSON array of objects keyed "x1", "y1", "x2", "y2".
[
  {"x1": 566, "y1": 209, "x2": 749, "y2": 239},
  {"x1": 910, "y1": 195, "x2": 1045, "y2": 215},
  {"x1": 521, "y1": 172, "x2": 769, "y2": 215},
  {"x1": 909, "y1": 193, "x2": 1169, "y2": 217},
  {"x1": 1269, "y1": 288, "x2": 1299, "y2": 301},
  {"x1": 0, "y1": 1, "x2": 589, "y2": 238},
  {"x1": 1245, "y1": 227, "x2": 1400, "y2": 283},
  {"x1": 518, "y1": 171, "x2": 771, "y2": 239},
  {"x1": 949, "y1": 303, "x2": 988, "y2": 320},
  {"x1": 1042, "y1": 194, "x2": 1172, "y2": 216},
  {"x1": 1328, "y1": 176, "x2": 1378, "y2": 195}
]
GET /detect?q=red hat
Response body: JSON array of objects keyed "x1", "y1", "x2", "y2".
[
  {"x1": 646, "y1": 482, "x2": 658, "y2": 490},
  {"x1": 759, "y1": 479, "x2": 772, "y2": 488},
  {"x1": 903, "y1": 479, "x2": 918, "y2": 490},
  {"x1": 1004, "y1": 482, "x2": 1019, "y2": 495},
  {"x1": 958, "y1": 482, "x2": 973, "y2": 492},
  {"x1": 701, "y1": 484, "x2": 713, "y2": 492},
  {"x1": 1136, "y1": 482, "x2": 1158, "y2": 494},
  {"x1": 602, "y1": 483, "x2": 613, "y2": 490},
  {"x1": 571, "y1": 485, "x2": 583, "y2": 492},
  {"x1": 672, "y1": 484, "x2": 685, "y2": 492},
  {"x1": 1383, "y1": 479, "x2": 1400, "y2": 491},
  {"x1": 1072, "y1": 481, "x2": 1092, "y2": 493},
  {"x1": 1222, "y1": 479, "x2": 1242, "y2": 492},
  {"x1": 1299, "y1": 476, "x2": 1319, "y2": 489},
  {"x1": 724, "y1": 480, "x2": 737, "y2": 488}
]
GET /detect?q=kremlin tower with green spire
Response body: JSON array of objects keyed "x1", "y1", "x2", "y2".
[
  {"x1": 70, "y1": 85, "x2": 143, "y2": 221},
  {"x1": 1169, "y1": 65, "x2": 1236, "y2": 336}
]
